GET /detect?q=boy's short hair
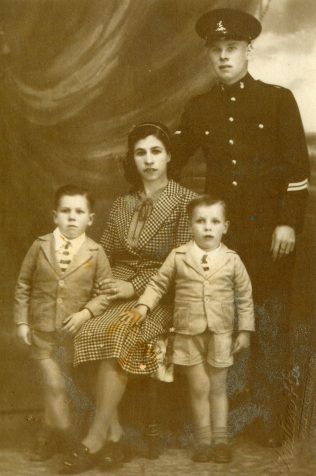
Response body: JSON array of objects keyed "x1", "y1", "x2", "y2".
[
  {"x1": 54, "y1": 185, "x2": 95, "y2": 212},
  {"x1": 187, "y1": 195, "x2": 228, "y2": 220}
]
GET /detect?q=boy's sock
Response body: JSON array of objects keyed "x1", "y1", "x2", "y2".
[
  {"x1": 195, "y1": 425, "x2": 212, "y2": 446},
  {"x1": 212, "y1": 426, "x2": 228, "y2": 445}
]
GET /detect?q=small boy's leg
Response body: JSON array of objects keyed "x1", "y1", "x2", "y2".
[
  {"x1": 32, "y1": 357, "x2": 73, "y2": 460},
  {"x1": 183, "y1": 362, "x2": 212, "y2": 462},
  {"x1": 208, "y1": 366, "x2": 231, "y2": 463},
  {"x1": 37, "y1": 357, "x2": 71, "y2": 431}
]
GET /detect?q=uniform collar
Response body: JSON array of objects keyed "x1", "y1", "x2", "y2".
[{"x1": 218, "y1": 73, "x2": 253, "y2": 94}]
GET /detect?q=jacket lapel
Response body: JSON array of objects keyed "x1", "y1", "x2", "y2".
[
  {"x1": 203, "y1": 244, "x2": 230, "y2": 279},
  {"x1": 40, "y1": 235, "x2": 62, "y2": 276},
  {"x1": 182, "y1": 243, "x2": 206, "y2": 278},
  {"x1": 137, "y1": 180, "x2": 182, "y2": 250},
  {"x1": 62, "y1": 238, "x2": 94, "y2": 277}
]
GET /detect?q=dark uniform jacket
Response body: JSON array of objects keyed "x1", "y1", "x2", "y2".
[{"x1": 174, "y1": 74, "x2": 309, "y2": 239}]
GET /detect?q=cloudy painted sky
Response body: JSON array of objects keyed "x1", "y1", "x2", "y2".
[{"x1": 249, "y1": 0, "x2": 316, "y2": 132}]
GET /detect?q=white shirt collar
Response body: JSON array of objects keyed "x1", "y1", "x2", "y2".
[
  {"x1": 192, "y1": 241, "x2": 222, "y2": 261},
  {"x1": 53, "y1": 228, "x2": 86, "y2": 254}
]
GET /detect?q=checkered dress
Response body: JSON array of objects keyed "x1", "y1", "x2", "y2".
[{"x1": 73, "y1": 180, "x2": 197, "y2": 374}]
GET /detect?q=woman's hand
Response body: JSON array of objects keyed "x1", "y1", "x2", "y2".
[
  {"x1": 98, "y1": 278, "x2": 135, "y2": 301},
  {"x1": 62, "y1": 309, "x2": 91, "y2": 335},
  {"x1": 119, "y1": 305, "x2": 148, "y2": 327},
  {"x1": 232, "y1": 331, "x2": 250, "y2": 354},
  {"x1": 16, "y1": 324, "x2": 32, "y2": 345}
]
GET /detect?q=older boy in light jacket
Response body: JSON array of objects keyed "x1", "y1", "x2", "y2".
[{"x1": 14, "y1": 184, "x2": 111, "y2": 461}]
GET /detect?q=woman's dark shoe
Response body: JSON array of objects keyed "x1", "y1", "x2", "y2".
[
  {"x1": 212, "y1": 442, "x2": 232, "y2": 463},
  {"x1": 100, "y1": 440, "x2": 132, "y2": 469},
  {"x1": 191, "y1": 443, "x2": 212, "y2": 463},
  {"x1": 59, "y1": 443, "x2": 101, "y2": 474}
]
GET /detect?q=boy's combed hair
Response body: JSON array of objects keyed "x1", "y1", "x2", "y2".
[
  {"x1": 187, "y1": 195, "x2": 228, "y2": 220},
  {"x1": 54, "y1": 184, "x2": 95, "y2": 211}
]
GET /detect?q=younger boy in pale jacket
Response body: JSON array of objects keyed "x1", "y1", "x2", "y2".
[
  {"x1": 14, "y1": 184, "x2": 111, "y2": 461},
  {"x1": 122, "y1": 196, "x2": 254, "y2": 464}
]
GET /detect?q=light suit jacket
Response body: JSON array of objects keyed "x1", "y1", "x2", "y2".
[
  {"x1": 139, "y1": 242, "x2": 254, "y2": 335},
  {"x1": 14, "y1": 233, "x2": 111, "y2": 332}
]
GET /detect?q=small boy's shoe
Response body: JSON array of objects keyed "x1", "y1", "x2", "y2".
[
  {"x1": 30, "y1": 430, "x2": 59, "y2": 461},
  {"x1": 191, "y1": 443, "x2": 212, "y2": 463},
  {"x1": 212, "y1": 442, "x2": 232, "y2": 463},
  {"x1": 101, "y1": 440, "x2": 132, "y2": 469}
]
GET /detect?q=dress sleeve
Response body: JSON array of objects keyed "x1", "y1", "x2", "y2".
[
  {"x1": 131, "y1": 189, "x2": 196, "y2": 296},
  {"x1": 174, "y1": 190, "x2": 197, "y2": 248},
  {"x1": 99, "y1": 197, "x2": 121, "y2": 264},
  {"x1": 83, "y1": 246, "x2": 112, "y2": 317},
  {"x1": 277, "y1": 89, "x2": 310, "y2": 232}
]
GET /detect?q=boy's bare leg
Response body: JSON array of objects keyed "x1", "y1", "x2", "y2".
[
  {"x1": 208, "y1": 366, "x2": 229, "y2": 444},
  {"x1": 37, "y1": 357, "x2": 71, "y2": 431},
  {"x1": 184, "y1": 362, "x2": 212, "y2": 446}
]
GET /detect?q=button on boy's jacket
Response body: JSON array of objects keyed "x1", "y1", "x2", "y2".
[
  {"x1": 14, "y1": 233, "x2": 111, "y2": 332},
  {"x1": 139, "y1": 242, "x2": 254, "y2": 335}
]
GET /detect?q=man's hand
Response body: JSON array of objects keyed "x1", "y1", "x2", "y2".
[
  {"x1": 119, "y1": 305, "x2": 148, "y2": 327},
  {"x1": 16, "y1": 324, "x2": 32, "y2": 346},
  {"x1": 271, "y1": 225, "x2": 295, "y2": 261},
  {"x1": 62, "y1": 309, "x2": 91, "y2": 335},
  {"x1": 232, "y1": 331, "x2": 250, "y2": 354},
  {"x1": 97, "y1": 278, "x2": 135, "y2": 301}
]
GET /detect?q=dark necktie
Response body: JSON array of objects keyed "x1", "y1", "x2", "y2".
[
  {"x1": 201, "y1": 254, "x2": 209, "y2": 272},
  {"x1": 59, "y1": 240, "x2": 72, "y2": 273}
]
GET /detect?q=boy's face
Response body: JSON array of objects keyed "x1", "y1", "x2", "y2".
[
  {"x1": 53, "y1": 195, "x2": 94, "y2": 240},
  {"x1": 190, "y1": 203, "x2": 229, "y2": 252},
  {"x1": 207, "y1": 39, "x2": 249, "y2": 85}
]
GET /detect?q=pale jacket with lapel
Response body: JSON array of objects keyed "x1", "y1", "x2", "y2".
[
  {"x1": 139, "y1": 241, "x2": 255, "y2": 335},
  {"x1": 14, "y1": 233, "x2": 111, "y2": 332}
]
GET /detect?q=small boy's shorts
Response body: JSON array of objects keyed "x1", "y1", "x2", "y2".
[
  {"x1": 31, "y1": 329, "x2": 73, "y2": 363},
  {"x1": 172, "y1": 330, "x2": 233, "y2": 368}
]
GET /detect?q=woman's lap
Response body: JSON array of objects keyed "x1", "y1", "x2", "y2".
[{"x1": 74, "y1": 299, "x2": 172, "y2": 375}]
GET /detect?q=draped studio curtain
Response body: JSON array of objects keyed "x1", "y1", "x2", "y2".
[{"x1": 1, "y1": 0, "x2": 262, "y2": 270}]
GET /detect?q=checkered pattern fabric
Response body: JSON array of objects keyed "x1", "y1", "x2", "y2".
[{"x1": 74, "y1": 180, "x2": 197, "y2": 374}]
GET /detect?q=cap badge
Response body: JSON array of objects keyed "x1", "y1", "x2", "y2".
[{"x1": 215, "y1": 20, "x2": 227, "y2": 33}]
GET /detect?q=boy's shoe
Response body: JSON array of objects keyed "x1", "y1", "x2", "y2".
[
  {"x1": 30, "y1": 429, "x2": 59, "y2": 461},
  {"x1": 59, "y1": 443, "x2": 101, "y2": 474},
  {"x1": 101, "y1": 440, "x2": 132, "y2": 469},
  {"x1": 191, "y1": 443, "x2": 212, "y2": 463},
  {"x1": 212, "y1": 442, "x2": 232, "y2": 463}
]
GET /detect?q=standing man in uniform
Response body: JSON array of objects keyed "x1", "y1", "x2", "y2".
[{"x1": 174, "y1": 8, "x2": 309, "y2": 447}]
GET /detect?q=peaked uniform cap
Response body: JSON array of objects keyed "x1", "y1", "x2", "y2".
[{"x1": 195, "y1": 8, "x2": 262, "y2": 44}]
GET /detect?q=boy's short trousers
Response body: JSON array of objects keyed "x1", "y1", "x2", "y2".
[
  {"x1": 172, "y1": 330, "x2": 233, "y2": 368},
  {"x1": 31, "y1": 329, "x2": 73, "y2": 363}
]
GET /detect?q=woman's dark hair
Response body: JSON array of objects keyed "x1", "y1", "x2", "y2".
[
  {"x1": 54, "y1": 184, "x2": 95, "y2": 212},
  {"x1": 187, "y1": 195, "x2": 229, "y2": 221},
  {"x1": 123, "y1": 122, "x2": 175, "y2": 186}
]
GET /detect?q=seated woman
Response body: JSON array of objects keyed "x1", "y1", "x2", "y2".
[{"x1": 61, "y1": 122, "x2": 196, "y2": 473}]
